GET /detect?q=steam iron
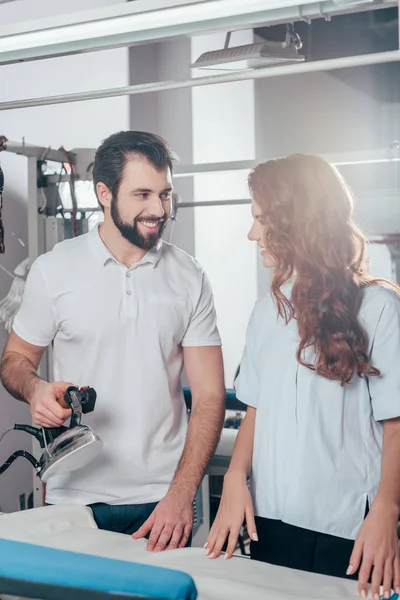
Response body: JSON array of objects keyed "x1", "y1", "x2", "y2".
[{"x1": 0, "y1": 386, "x2": 103, "y2": 482}]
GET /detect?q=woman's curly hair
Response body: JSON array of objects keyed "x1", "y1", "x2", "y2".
[{"x1": 248, "y1": 154, "x2": 400, "y2": 385}]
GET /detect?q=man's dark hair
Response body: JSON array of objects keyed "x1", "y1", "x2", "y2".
[{"x1": 92, "y1": 131, "x2": 174, "y2": 210}]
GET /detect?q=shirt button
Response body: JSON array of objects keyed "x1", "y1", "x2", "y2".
[
  {"x1": 126, "y1": 272, "x2": 131, "y2": 278},
  {"x1": 126, "y1": 290, "x2": 132, "y2": 296}
]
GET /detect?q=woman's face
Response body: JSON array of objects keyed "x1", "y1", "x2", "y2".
[{"x1": 248, "y1": 200, "x2": 275, "y2": 268}]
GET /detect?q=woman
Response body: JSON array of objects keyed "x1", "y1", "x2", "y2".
[{"x1": 205, "y1": 154, "x2": 400, "y2": 600}]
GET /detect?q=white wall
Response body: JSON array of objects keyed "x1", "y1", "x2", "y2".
[
  {"x1": 255, "y1": 67, "x2": 400, "y2": 288},
  {"x1": 191, "y1": 31, "x2": 258, "y2": 386},
  {"x1": 368, "y1": 244, "x2": 396, "y2": 282},
  {"x1": 255, "y1": 70, "x2": 381, "y2": 159},
  {"x1": 129, "y1": 32, "x2": 259, "y2": 386},
  {"x1": 129, "y1": 38, "x2": 195, "y2": 257},
  {"x1": 0, "y1": 0, "x2": 129, "y2": 512}
]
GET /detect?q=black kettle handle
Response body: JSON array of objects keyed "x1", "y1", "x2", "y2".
[{"x1": 63, "y1": 386, "x2": 97, "y2": 428}]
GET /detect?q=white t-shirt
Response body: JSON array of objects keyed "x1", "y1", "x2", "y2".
[
  {"x1": 13, "y1": 224, "x2": 221, "y2": 505},
  {"x1": 235, "y1": 284, "x2": 400, "y2": 540}
]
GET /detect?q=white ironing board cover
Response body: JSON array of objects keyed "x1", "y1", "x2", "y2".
[{"x1": 0, "y1": 504, "x2": 359, "y2": 600}]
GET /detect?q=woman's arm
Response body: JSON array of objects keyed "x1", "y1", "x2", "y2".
[
  {"x1": 225, "y1": 405, "x2": 256, "y2": 479},
  {"x1": 348, "y1": 417, "x2": 400, "y2": 599},
  {"x1": 376, "y1": 417, "x2": 400, "y2": 511},
  {"x1": 205, "y1": 406, "x2": 257, "y2": 559}
]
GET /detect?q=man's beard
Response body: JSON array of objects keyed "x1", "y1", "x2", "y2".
[{"x1": 111, "y1": 198, "x2": 167, "y2": 251}]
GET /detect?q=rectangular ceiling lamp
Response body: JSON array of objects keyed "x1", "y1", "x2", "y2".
[{"x1": 192, "y1": 40, "x2": 305, "y2": 69}]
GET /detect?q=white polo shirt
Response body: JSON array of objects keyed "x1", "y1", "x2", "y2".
[
  {"x1": 235, "y1": 283, "x2": 400, "y2": 540},
  {"x1": 13, "y1": 224, "x2": 221, "y2": 506}
]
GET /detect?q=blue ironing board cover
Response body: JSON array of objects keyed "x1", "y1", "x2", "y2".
[{"x1": 0, "y1": 537, "x2": 197, "y2": 600}]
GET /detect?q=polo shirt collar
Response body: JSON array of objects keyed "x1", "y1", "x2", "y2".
[{"x1": 88, "y1": 223, "x2": 163, "y2": 269}]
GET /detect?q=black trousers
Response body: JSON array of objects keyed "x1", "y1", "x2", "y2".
[{"x1": 250, "y1": 516, "x2": 357, "y2": 580}]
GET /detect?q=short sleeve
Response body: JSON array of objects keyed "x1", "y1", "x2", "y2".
[
  {"x1": 368, "y1": 292, "x2": 400, "y2": 422},
  {"x1": 12, "y1": 257, "x2": 57, "y2": 347},
  {"x1": 234, "y1": 307, "x2": 260, "y2": 408},
  {"x1": 181, "y1": 271, "x2": 221, "y2": 347}
]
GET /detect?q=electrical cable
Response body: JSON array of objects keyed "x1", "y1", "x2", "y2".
[
  {"x1": 56, "y1": 163, "x2": 68, "y2": 215},
  {"x1": 38, "y1": 187, "x2": 48, "y2": 215},
  {"x1": 0, "y1": 450, "x2": 40, "y2": 475},
  {"x1": 60, "y1": 147, "x2": 79, "y2": 237},
  {"x1": 0, "y1": 427, "x2": 14, "y2": 445},
  {"x1": 0, "y1": 134, "x2": 8, "y2": 253}
]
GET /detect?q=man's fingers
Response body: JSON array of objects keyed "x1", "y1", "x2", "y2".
[
  {"x1": 132, "y1": 514, "x2": 155, "y2": 540},
  {"x1": 61, "y1": 407, "x2": 72, "y2": 420},
  {"x1": 35, "y1": 416, "x2": 58, "y2": 428},
  {"x1": 166, "y1": 525, "x2": 184, "y2": 551},
  {"x1": 54, "y1": 386, "x2": 75, "y2": 408},
  {"x1": 178, "y1": 525, "x2": 192, "y2": 549},
  {"x1": 32, "y1": 401, "x2": 70, "y2": 427},
  {"x1": 146, "y1": 523, "x2": 165, "y2": 551},
  {"x1": 32, "y1": 407, "x2": 64, "y2": 427},
  {"x1": 48, "y1": 400, "x2": 71, "y2": 421},
  {"x1": 153, "y1": 526, "x2": 174, "y2": 552}
]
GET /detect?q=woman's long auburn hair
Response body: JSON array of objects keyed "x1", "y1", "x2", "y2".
[{"x1": 248, "y1": 154, "x2": 400, "y2": 385}]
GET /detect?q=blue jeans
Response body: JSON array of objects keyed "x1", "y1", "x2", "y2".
[
  {"x1": 89, "y1": 502, "x2": 192, "y2": 546},
  {"x1": 89, "y1": 501, "x2": 158, "y2": 535}
]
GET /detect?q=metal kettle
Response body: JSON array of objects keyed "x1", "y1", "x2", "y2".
[{"x1": 0, "y1": 386, "x2": 103, "y2": 482}]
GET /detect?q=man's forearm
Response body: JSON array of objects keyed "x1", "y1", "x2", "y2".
[
  {"x1": 170, "y1": 393, "x2": 225, "y2": 501},
  {"x1": 375, "y1": 419, "x2": 400, "y2": 513},
  {"x1": 0, "y1": 351, "x2": 42, "y2": 403}
]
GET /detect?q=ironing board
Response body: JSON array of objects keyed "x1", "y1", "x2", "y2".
[
  {"x1": 0, "y1": 537, "x2": 197, "y2": 600},
  {"x1": 0, "y1": 504, "x2": 364, "y2": 600}
]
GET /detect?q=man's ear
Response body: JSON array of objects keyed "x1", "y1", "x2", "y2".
[{"x1": 96, "y1": 182, "x2": 112, "y2": 210}]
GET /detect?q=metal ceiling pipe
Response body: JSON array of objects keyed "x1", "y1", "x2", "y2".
[
  {"x1": 0, "y1": 49, "x2": 399, "y2": 111},
  {"x1": 0, "y1": 0, "x2": 396, "y2": 65}
]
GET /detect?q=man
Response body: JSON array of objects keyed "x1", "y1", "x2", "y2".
[{"x1": 0, "y1": 131, "x2": 225, "y2": 552}]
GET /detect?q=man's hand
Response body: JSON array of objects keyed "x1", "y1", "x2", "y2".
[
  {"x1": 29, "y1": 380, "x2": 74, "y2": 427},
  {"x1": 132, "y1": 489, "x2": 194, "y2": 552},
  {"x1": 347, "y1": 499, "x2": 400, "y2": 599}
]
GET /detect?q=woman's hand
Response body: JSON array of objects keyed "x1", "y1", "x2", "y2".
[
  {"x1": 348, "y1": 499, "x2": 400, "y2": 599},
  {"x1": 204, "y1": 470, "x2": 257, "y2": 560}
]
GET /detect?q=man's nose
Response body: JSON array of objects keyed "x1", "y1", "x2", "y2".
[{"x1": 147, "y1": 196, "x2": 165, "y2": 218}]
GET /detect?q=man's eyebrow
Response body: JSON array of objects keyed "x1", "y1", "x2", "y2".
[{"x1": 131, "y1": 187, "x2": 173, "y2": 193}]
